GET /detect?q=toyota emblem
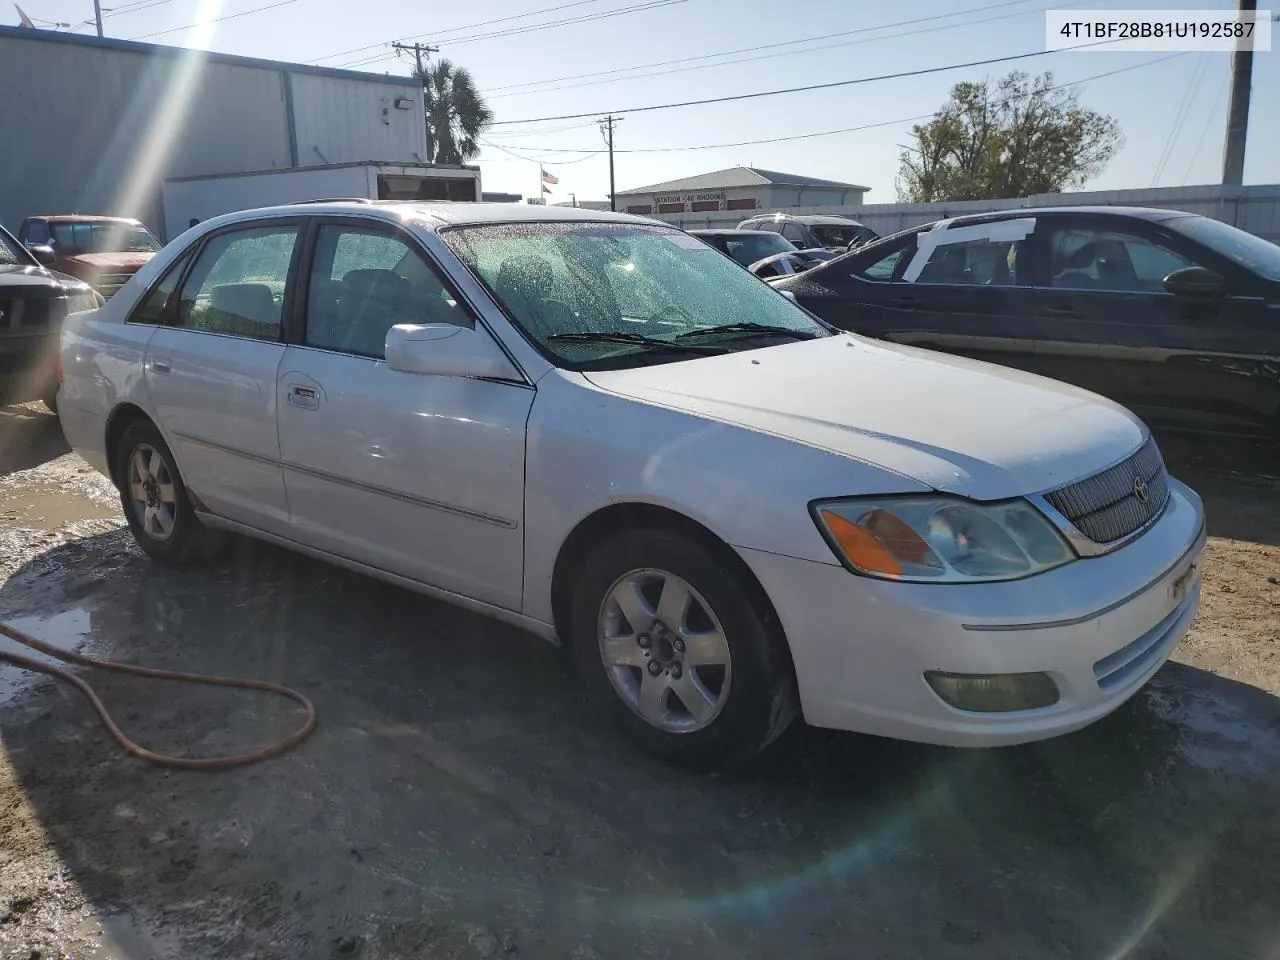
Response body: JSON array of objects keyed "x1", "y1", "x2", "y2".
[{"x1": 1133, "y1": 476, "x2": 1149, "y2": 504}]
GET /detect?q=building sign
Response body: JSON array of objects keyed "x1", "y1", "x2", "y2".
[{"x1": 653, "y1": 191, "x2": 727, "y2": 204}]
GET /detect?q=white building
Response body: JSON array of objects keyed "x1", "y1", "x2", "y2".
[
  {"x1": 0, "y1": 25, "x2": 428, "y2": 238},
  {"x1": 615, "y1": 167, "x2": 870, "y2": 228}
]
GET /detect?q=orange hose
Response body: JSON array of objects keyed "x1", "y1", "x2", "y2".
[{"x1": 0, "y1": 619, "x2": 316, "y2": 770}]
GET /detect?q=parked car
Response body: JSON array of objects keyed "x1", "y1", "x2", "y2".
[
  {"x1": 687, "y1": 228, "x2": 833, "y2": 278},
  {"x1": 18, "y1": 215, "x2": 162, "y2": 298},
  {"x1": 773, "y1": 206, "x2": 1280, "y2": 437},
  {"x1": 59, "y1": 202, "x2": 1205, "y2": 767},
  {"x1": 0, "y1": 223, "x2": 102, "y2": 410},
  {"x1": 736, "y1": 213, "x2": 879, "y2": 252}
]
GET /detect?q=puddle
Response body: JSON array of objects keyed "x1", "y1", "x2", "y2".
[
  {"x1": 0, "y1": 483, "x2": 121, "y2": 532},
  {"x1": 0, "y1": 607, "x2": 94, "y2": 705}
]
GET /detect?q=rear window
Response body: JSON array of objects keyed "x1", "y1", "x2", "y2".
[{"x1": 50, "y1": 222, "x2": 161, "y2": 255}]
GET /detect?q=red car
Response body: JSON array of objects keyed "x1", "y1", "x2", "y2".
[{"x1": 17, "y1": 215, "x2": 161, "y2": 298}]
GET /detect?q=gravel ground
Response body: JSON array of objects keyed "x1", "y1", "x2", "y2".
[{"x1": 1, "y1": 402, "x2": 1279, "y2": 960}]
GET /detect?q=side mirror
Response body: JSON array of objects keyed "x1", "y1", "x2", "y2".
[
  {"x1": 384, "y1": 323, "x2": 521, "y2": 380},
  {"x1": 28, "y1": 244, "x2": 56, "y2": 266},
  {"x1": 1163, "y1": 266, "x2": 1225, "y2": 298}
]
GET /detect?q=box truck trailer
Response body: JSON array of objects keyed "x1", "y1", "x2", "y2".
[{"x1": 161, "y1": 162, "x2": 481, "y2": 240}]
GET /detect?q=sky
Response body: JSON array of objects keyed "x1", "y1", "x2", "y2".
[{"x1": 11, "y1": 0, "x2": 1278, "y2": 203}]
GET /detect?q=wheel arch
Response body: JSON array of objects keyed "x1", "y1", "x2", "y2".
[
  {"x1": 103, "y1": 402, "x2": 155, "y2": 489},
  {"x1": 549, "y1": 501, "x2": 789, "y2": 662}
]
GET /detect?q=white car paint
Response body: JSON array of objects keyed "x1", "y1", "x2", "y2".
[{"x1": 57, "y1": 201, "x2": 1205, "y2": 750}]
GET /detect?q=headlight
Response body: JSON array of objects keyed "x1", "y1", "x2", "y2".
[
  {"x1": 811, "y1": 496, "x2": 1074, "y2": 583},
  {"x1": 67, "y1": 290, "x2": 104, "y2": 313}
]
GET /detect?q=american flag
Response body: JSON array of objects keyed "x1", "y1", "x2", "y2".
[{"x1": 541, "y1": 168, "x2": 559, "y2": 186}]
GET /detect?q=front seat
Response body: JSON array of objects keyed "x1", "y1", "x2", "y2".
[
  {"x1": 336, "y1": 268, "x2": 411, "y2": 356},
  {"x1": 495, "y1": 256, "x2": 563, "y2": 338},
  {"x1": 209, "y1": 283, "x2": 278, "y2": 337}
]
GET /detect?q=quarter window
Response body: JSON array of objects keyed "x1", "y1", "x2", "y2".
[
  {"x1": 127, "y1": 252, "x2": 192, "y2": 325},
  {"x1": 1048, "y1": 226, "x2": 1195, "y2": 292},
  {"x1": 305, "y1": 225, "x2": 473, "y2": 358},
  {"x1": 175, "y1": 226, "x2": 298, "y2": 339}
]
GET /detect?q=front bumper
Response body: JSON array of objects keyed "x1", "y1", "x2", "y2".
[{"x1": 739, "y1": 478, "x2": 1206, "y2": 747}]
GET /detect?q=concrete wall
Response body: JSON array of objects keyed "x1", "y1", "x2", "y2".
[{"x1": 0, "y1": 27, "x2": 425, "y2": 238}]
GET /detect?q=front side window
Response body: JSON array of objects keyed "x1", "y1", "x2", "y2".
[
  {"x1": 442, "y1": 222, "x2": 828, "y2": 370},
  {"x1": 1164, "y1": 214, "x2": 1280, "y2": 281},
  {"x1": 175, "y1": 225, "x2": 299, "y2": 339},
  {"x1": 911, "y1": 236, "x2": 1026, "y2": 286},
  {"x1": 782, "y1": 223, "x2": 807, "y2": 246},
  {"x1": 23, "y1": 221, "x2": 50, "y2": 246},
  {"x1": 127, "y1": 252, "x2": 192, "y2": 325},
  {"x1": 305, "y1": 225, "x2": 473, "y2": 358},
  {"x1": 1048, "y1": 226, "x2": 1194, "y2": 292}
]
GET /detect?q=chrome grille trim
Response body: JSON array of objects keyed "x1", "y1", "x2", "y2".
[{"x1": 1037, "y1": 436, "x2": 1172, "y2": 552}]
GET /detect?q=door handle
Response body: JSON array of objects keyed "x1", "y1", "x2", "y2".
[
  {"x1": 889, "y1": 295, "x2": 919, "y2": 308},
  {"x1": 1042, "y1": 306, "x2": 1083, "y2": 319},
  {"x1": 149, "y1": 357, "x2": 171, "y2": 375},
  {"x1": 287, "y1": 384, "x2": 319, "y2": 410}
]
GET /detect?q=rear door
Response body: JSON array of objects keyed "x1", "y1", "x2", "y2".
[
  {"x1": 1026, "y1": 214, "x2": 1279, "y2": 431},
  {"x1": 793, "y1": 220, "x2": 1040, "y2": 374},
  {"x1": 143, "y1": 219, "x2": 301, "y2": 534},
  {"x1": 275, "y1": 218, "x2": 532, "y2": 610}
]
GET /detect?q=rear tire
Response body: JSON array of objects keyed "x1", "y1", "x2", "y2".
[
  {"x1": 115, "y1": 420, "x2": 224, "y2": 564},
  {"x1": 569, "y1": 528, "x2": 798, "y2": 769}
]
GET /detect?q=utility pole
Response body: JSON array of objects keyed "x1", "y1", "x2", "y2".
[
  {"x1": 1220, "y1": 0, "x2": 1256, "y2": 186},
  {"x1": 391, "y1": 41, "x2": 438, "y2": 75},
  {"x1": 92, "y1": 0, "x2": 102, "y2": 37},
  {"x1": 599, "y1": 115, "x2": 621, "y2": 211}
]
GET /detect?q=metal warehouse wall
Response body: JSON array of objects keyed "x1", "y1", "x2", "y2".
[
  {"x1": 0, "y1": 27, "x2": 427, "y2": 238},
  {"x1": 290, "y1": 73, "x2": 426, "y2": 168}
]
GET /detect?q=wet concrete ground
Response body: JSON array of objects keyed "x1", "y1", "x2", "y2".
[{"x1": 2, "y1": 402, "x2": 1279, "y2": 959}]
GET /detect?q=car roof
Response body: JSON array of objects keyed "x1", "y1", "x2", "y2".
[
  {"x1": 743, "y1": 213, "x2": 868, "y2": 226},
  {"x1": 195, "y1": 200, "x2": 661, "y2": 232},
  {"x1": 687, "y1": 229, "x2": 779, "y2": 237},
  {"x1": 28, "y1": 215, "x2": 145, "y2": 224},
  {"x1": 942, "y1": 205, "x2": 1194, "y2": 228}
]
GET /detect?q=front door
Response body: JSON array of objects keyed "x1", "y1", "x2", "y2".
[
  {"x1": 1028, "y1": 215, "x2": 1279, "y2": 432},
  {"x1": 143, "y1": 220, "x2": 301, "y2": 534},
  {"x1": 276, "y1": 220, "x2": 532, "y2": 610}
]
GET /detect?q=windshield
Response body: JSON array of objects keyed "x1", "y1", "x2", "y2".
[
  {"x1": 0, "y1": 229, "x2": 28, "y2": 266},
  {"x1": 810, "y1": 224, "x2": 876, "y2": 248},
  {"x1": 50, "y1": 222, "x2": 162, "y2": 255},
  {"x1": 717, "y1": 233, "x2": 796, "y2": 267},
  {"x1": 1164, "y1": 215, "x2": 1280, "y2": 281},
  {"x1": 442, "y1": 222, "x2": 828, "y2": 369}
]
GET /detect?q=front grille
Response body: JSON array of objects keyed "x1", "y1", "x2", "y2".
[
  {"x1": 1044, "y1": 437, "x2": 1170, "y2": 544},
  {"x1": 95, "y1": 273, "x2": 134, "y2": 298}
]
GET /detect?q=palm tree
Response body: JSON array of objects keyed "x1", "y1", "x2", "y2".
[{"x1": 416, "y1": 59, "x2": 493, "y2": 164}]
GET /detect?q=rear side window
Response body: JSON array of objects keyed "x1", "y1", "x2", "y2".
[
  {"x1": 127, "y1": 252, "x2": 192, "y2": 325},
  {"x1": 175, "y1": 226, "x2": 299, "y2": 340}
]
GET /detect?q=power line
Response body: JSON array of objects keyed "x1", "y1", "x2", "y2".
[
  {"x1": 101, "y1": 0, "x2": 175, "y2": 18},
  {"x1": 484, "y1": 54, "x2": 1188, "y2": 155},
  {"x1": 309, "y1": 0, "x2": 610, "y2": 63},
  {"x1": 318, "y1": 0, "x2": 687, "y2": 70},
  {"x1": 1182, "y1": 65, "x2": 1230, "y2": 185},
  {"x1": 130, "y1": 0, "x2": 297, "y2": 38},
  {"x1": 491, "y1": 38, "x2": 1127, "y2": 126},
  {"x1": 1151, "y1": 51, "x2": 1208, "y2": 186},
  {"x1": 483, "y1": 0, "x2": 1072, "y2": 98}
]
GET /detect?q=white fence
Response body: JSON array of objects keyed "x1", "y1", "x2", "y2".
[{"x1": 654, "y1": 183, "x2": 1280, "y2": 244}]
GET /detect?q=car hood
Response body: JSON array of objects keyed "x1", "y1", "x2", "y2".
[
  {"x1": 582, "y1": 334, "x2": 1147, "y2": 500},
  {"x1": 61, "y1": 251, "x2": 154, "y2": 269},
  {"x1": 0, "y1": 263, "x2": 64, "y2": 289}
]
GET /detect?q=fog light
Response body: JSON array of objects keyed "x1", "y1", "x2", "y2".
[{"x1": 925, "y1": 671, "x2": 1059, "y2": 712}]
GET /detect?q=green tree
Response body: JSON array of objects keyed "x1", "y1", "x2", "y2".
[
  {"x1": 416, "y1": 59, "x2": 493, "y2": 164},
  {"x1": 896, "y1": 71, "x2": 1122, "y2": 202}
]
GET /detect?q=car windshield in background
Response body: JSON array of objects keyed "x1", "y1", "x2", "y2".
[
  {"x1": 720, "y1": 233, "x2": 795, "y2": 266},
  {"x1": 442, "y1": 222, "x2": 829, "y2": 369},
  {"x1": 0, "y1": 231, "x2": 26, "y2": 265},
  {"x1": 1165, "y1": 215, "x2": 1280, "y2": 281},
  {"x1": 50, "y1": 222, "x2": 162, "y2": 255}
]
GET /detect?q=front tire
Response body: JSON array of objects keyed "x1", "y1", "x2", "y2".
[
  {"x1": 116, "y1": 420, "x2": 223, "y2": 563},
  {"x1": 570, "y1": 529, "x2": 797, "y2": 768}
]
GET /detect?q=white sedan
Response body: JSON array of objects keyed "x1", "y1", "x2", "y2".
[{"x1": 56, "y1": 202, "x2": 1205, "y2": 767}]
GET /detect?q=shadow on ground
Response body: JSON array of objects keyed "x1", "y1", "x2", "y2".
[
  {"x1": 1155, "y1": 429, "x2": 1280, "y2": 547},
  {"x1": 0, "y1": 403, "x2": 68, "y2": 477},
  {"x1": 2, "y1": 526, "x2": 1279, "y2": 959}
]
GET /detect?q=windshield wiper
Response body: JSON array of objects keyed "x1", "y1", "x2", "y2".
[
  {"x1": 548, "y1": 331, "x2": 726, "y2": 353},
  {"x1": 675, "y1": 322, "x2": 819, "y2": 341}
]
